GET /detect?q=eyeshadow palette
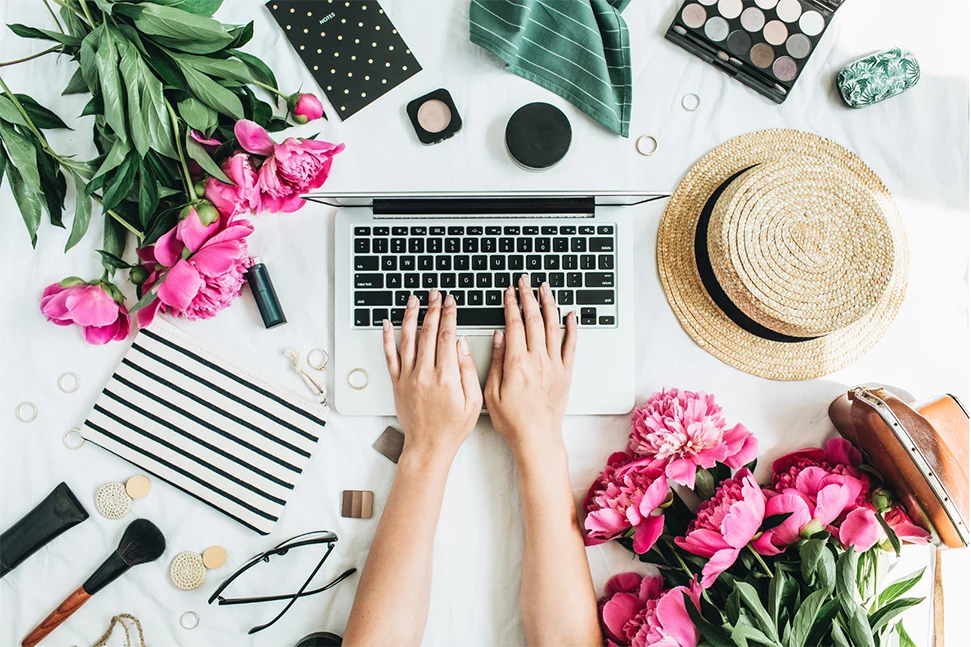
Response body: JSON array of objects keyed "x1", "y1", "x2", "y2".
[{"x1": 666, "y1": 0, "x2": 843, "y2": 103}]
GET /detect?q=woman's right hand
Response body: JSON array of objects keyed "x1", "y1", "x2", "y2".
[{"x1": 484, "y1": 276, "x2": 578, "y2": 461}]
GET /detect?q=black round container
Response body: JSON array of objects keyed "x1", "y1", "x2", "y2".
[{"x1": 504, "y1": 102, "x2": 572, "y2": 172}]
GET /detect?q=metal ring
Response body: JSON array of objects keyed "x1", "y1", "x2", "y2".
[
  {"x1": 681, "y1": 93, "x2": 701, "y2": 112},
  {"x1": 348, "y1": 368, "x2": 370, "y2": 391},
  {"x1": 636, "y1": 134, "x2": 659, "y2": 157},
  {"x1": 307, "y1": 348, "x2": 329, "y2": 371},
  {"x1": 16, "y1": 402, "x2": 37, "y2": 423},
  {"x1": 63, "y1": 427, "x2": 85, "y2": 450},
  {"x1": 58, "y1": 372, "x2": 80, "y2": 394},
  {"x1": 180, "y1": 611, "x2": 200, "y2": 630}
]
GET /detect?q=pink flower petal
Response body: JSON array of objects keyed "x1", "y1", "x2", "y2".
[
  {"x1": 675, "y1": 529, "x2": 728, "y2": 558},
  {"x1": 604, "y1": 573, "x2": 644, "y2": 597},
  {"x1": 136, "y1": 297, "x2": 161, "y2": 328},
  {"x1": 720, "y1": 473, "x2": 766, "y2": 549},
  {"x1": 640, "y1": 471, "x2": 670, "y2": 516},
  {"x1": 751, "y1": 532, "x2": 784, "y2": 556},
  {"x1": 584, "y1": 508, "x2": 630, "y2": 538},
  {"x1": 826, "y1": 437, "x2": 862, "y2": 466},
  {"x1": 632, "y1": 515, "x2": 665, "y2": 554},
  {"x1": 83, "y1": 314, "x2": 130, "y2": 345},
  {"x1": 190, "y1": 241, "x2": 244, "y2": 276},
  {"x1": 40, "y1": 284, "x2": 71, "y2": 321},
  {"x1": 639, "y1": 575, "x2": 665, "y2": 602},
  {"x1": 190, "y1": 130, "x2": 222, "y2": 147},
  {"x1": 602, "y1": 593, "x2": 642, "y2": 643},
  {"x1": 700, "y1": 547, "x2": 740, "y2": 589},
  {"x1": 839, "y1": 508, "x2": 882, "y2": 551},
  {"x1": 814, "y1": 482, "x2": 857, "y2": 527},
  {"x1": 764, "y1": 492, "x2": 812, "y2": 546},
  {"x1": 154, "y1": 227, "x2": 184, "y2": 267},
  {"x1": 665, "y1": 457, "x2": 698, "y2": 488},
  {"x1": 795, "y1": 466, "x2": 830, "y2": 496},
  {"x1": 178, "y1": 209, "x2": 220, "y2": 253},
  {"x1": 234, "y1": 119, "x2": 276, "y2": 156},
  {"x1": 724, "y1": 424, "x2": 759, "y2": 469},
  {"x1": 656, "y1": 587, "x2": 700, "y2": 647},
  {"x1": 65, "y1": 285, "x2": 120, "y2": 327},
  {"x1": 157, "y1": 260, "x2": 203, "y2": 312}
]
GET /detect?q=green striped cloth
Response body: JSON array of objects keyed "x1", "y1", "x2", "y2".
[{"x1": 469, "y1": 0, "x2": 632, "y2": 137}]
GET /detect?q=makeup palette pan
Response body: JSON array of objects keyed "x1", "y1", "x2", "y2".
[
  {"x1": 667, "y1": 0, "x2": 843, "y2": 103},
  {"x1": 407, "y1": 88, "x2": 462, "y2": 145}
]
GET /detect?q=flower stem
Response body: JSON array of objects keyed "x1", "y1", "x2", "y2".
[
  {"x1": 49, "y1": 0, "x2": 87, "y2": 22},
  {"x1": 0, "y1": 74, "x2": 49, "y2": 145},
  {"x1": 92, "y1": 194, "x2": 144, "y2": 237},
  {"x1": 0, "y1": 46, "x2": 64, "y2": 68},
  {"x1": 165, "y1": 100, "x2": 194, "y2": 196},
  {"x1": 251, "y1": 79, "x2": 287, "y2": 99},
  {"x1": 42, "y1": 0, "x2": 65, "y2": 32},
  {"x1": 747, "y1": 544, "x2": 773, "y2": 577},
  {"x1": 76, "y1": 0, "x2": 95, "y2": 26}
]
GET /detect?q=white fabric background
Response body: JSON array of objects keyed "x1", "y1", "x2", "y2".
[{"x1": 0, "y1": 0, "x2": 967, "y2": 646}]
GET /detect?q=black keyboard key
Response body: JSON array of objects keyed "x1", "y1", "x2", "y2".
[
  {"x1": 451, "y1": 291, "x2": 465, "y2": 305},
  {"x1": 410, "y1": 226, "x2": 427, "y2": 235},
  {"x1": 373, "y1": 239, "x2": 389, "y2": 253},
  {"x1": 418, "y1": 256, "x2": 433, "y2": 271},
  {"x1": 544, "y1": 256, "x2": 560, "y2": 270},
  {"x1": 599, "y1": 316, "x2": 615, "y2": 325},
  {"x1": 423, "y1": 274, "x2": 438, "y2": 288},
  {"x1": 536, "y1": 238, "x2": 551, "y2": 253},
  {"x1": 354, "y1": 309, "x2": 369, "y2": 326},
  {"x1": 446, "y1": 238, "x2": 461, "y2": 253},
  {"x1": 428, "y1": 238, "x2": 443, "y2": 254},
  {"x1": 577, "y1": 290, "x2": 615, "y2": 305},
  {"x1": 581, "y1": 308, "x2": 597, "y2": 326},
  {"x1": 372, "y1": 309, "x2": 389, "y2": 326},
  {"x1": 392, "y1": 226, "x2": 409, "y2": 236},
  {"x1": 382, "y1": 256, "x2": 397, "y2": 271},
  {"x1": 395, "y1": 291, "x2": 410, "y2": 306},
  {"x1": 401, "y1": 256, "x2": 416, "y2": 270},
  {"x1": 455, "y1": 256, "x2": 470, "y2": 270},
  {"x1": 448, "y1": 226, "x2": 465, "y2": 235},
  {"x1": 391, "y1": 309, "x2": 406, "y2": 325},
  {"x1": 523, "y1": 226, "x2": 539, "y2": 235},
  {"x1": 459, "y1": 273, "x2": 475, "y2": 288},
  {"x1": 590, "y1": 238, "x2": 614, "y2": 252},
  {"x1": 585, "y1": 272, "x2": 614, "y2": 287},
  {"x1": 490, "y1": 256, "x2": 506, "y2": 270},
  {"x1": 599, "y1": 255, "x2": 615, "y2": 270},
  {"x1": 405, "y1": 273, "x2": 420, "y2": 288},
  {"x1": 355, "y1": 256, "x2": 379, "y2": 271},
  {"x1": 504, "y1": 226, "x2": 521, "y2": 235},
  {"x1": 526, "y1": 255, "x2": 542, "y2": 270},
  {"x1": 499, "y1": 238, "x2": 515, "y2": 253},
  {"x1": 391, "y1": 238, "x2": 406, "y2": 254},
  {"x1": 355, "y1": 239, "x2": 370, "y2": 254},
  {"x1": 598, "y1": 225, "x2": 614, "y2": 235},
  {"x1": 581, "y1": 255, "x2": 596, "y2": 270},
  {"x1": 571, "y1": 238, "x2": 587, "y2": 253},
  {"x1": 508, "y1": 256, "x2": 524, "y2": 270},
  {"x1": 541, "y1": 226, "x2": 558, "y2": 235},
  {"x1": 468, "y1": 290, "x2": 484, "y2": 306},
  {"x1": 409, "y1": 238, "x2": 424, "y2": 254},
  {"x1": 414, "y1": 291, "x2": 429, "y2": 306},
  {"x1": 486, "y1": 290, "x2": 503, "y2": 306},
  {"x1": 430, "y1": 226, "x2": 446, "y2": 235},
  {"x1": 581, "y1": 307, "x2": 597, "y2": 318},
  {"x1": 486, "y1": 226, "x2": 502, "y2": 235},
  {"x1": 550, "y1": 272, "x2": 565, "y2": 288},
  {"x1": 355, "y1": 274, "x2": 383, "y2": 288},
  {"x1": 463, "y1": 238, "x2": 479, "y2": 253},
  {"x1": 436, "y1": 256, "x2": 452, "y2": 271},
  {"x1": 567, "y1": 272, "x2": 583, "y2": 287},
  {"x1": 511, "y1": 272, "x2": 528, "y2": 286},
  {"x1": 441, "y1": 273, "x2": 456, "y2": 288},
  {"x1": 517, "y1": 239, "x2": 533, "y2": 253},
  {"x1": 581, "y1": 316, "x2": 597, "y2": 326},
  {"x1": 553, "y1": 237, "x2": 569, "y2": 252},
  {"x1": 495, "y1": 273, "x2": 511, "y2": 288},
  {"x1": 355, "y1": 291, "x2": 391, "y2": 306},
  {"x1": 456, "y1": 308, "x2": 505, "y2": 326},
  {"x1": 472, "y1": 255, "x2": 487, "y2": 271},
  {"x1": 354, "y1": 227, "x2": 371, "y2": 236},
  {"x1": 563, "y1": 255, "x2": 578, "y2": 270},
  {"x1": 374, "y1": 226, "x2": 390, "y2": 236},
  {"x1": 579, "y1": 225, "x2": 595, "y2": 235},
  {"x1": 530, "y1": 273, "x2": 546, "y2": 287},
  {"x1": 467, "y1": 226, "x2": 483, "y2": 235},
  {"x1": 557, "y1": 290, "x2": 574, "y2": 305},
  {"x1": 387, "y1": 274, "x2": 402, "y2": 289},
  {"x1": 481, "y1": 238, "x2": 497, "y2": 253},
  {"x1": 560, "y1": 225, "x2": 577, "y2": 235},
  {"x1": 477, "y1": 274, "x2": 492, "y2": 288}
]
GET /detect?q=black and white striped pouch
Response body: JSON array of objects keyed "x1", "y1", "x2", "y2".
[{"x1": 81, "y1": 319, "x2": 326, "y2": 535}]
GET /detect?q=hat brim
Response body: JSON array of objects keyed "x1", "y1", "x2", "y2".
[{"x1": 657, "y1": 129, "x2": 908, "y2": 381}]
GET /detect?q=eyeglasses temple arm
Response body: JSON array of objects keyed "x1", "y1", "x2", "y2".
[
  {"x1": 217, "y1": 567, "x2": 357, "y2": 605},
  {"x1": 246, "y1": 543, "x2": 337, "y2": 634}
]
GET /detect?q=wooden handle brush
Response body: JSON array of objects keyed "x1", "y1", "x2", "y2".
[{"x1": 22, "y1": 519, "x2": 165, "y2": 647}]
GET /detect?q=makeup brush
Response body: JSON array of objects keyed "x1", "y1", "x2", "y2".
[{"x1": 21, "y1": 519, "x2": 165, "y2": 647}]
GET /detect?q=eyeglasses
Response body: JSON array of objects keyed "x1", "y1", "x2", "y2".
[{"x1": 207, "y1": 530, "x2": 357, "y2": 634}]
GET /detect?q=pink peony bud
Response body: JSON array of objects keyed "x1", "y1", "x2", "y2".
[
  {"x1": 290, "y1": 92, "x2": 325, "y2": 123},
  {"x1": 40, "y1": 280, "x2": 131, "y2": 345}
]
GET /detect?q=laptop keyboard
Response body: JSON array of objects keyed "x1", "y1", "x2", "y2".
[{"x1": 352, "y1": 222, "x2": 618, "y2": 328}]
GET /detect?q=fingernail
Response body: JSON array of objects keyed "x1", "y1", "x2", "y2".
[
  {"x1": 542, "y1": 282, "x2": 551, "y2": 295},
  {"x1": 569, "y1": 310, "x2": 577, "y2": 321},
  {"x1": 444, "y1": 294, "x2": 455, "y2": 307},
  {"x1": 407, "y1": 295, "x2": 418, "y2": 309},
  {"x1": 382, "y1": 319, "x2": 391, "y2": 332},
  {"x1": 493, "y1": 330, "x2": 504, "y2": 348},
  {"x1": 519, "y1": 275, "x2": 528, "y2": 286},
  {"x1": 459, "y1": 337, "x2": 471, "y2": 355},
  {"x1": 429, "y1": 289, "x2": 440, "y2": 303}
]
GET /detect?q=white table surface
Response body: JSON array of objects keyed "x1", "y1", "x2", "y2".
[{"x1": 1, "y1": 0, "x2": 967, "y2": 645}]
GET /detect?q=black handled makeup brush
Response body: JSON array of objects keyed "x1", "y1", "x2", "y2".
[{"x1": 22, "y1": 519, "x2": 165, "y2": 647}]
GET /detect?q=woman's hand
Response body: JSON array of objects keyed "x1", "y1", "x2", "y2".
[
  {"x1": 485, "y1": 276, "x2": 578, "y2": 461},
  {"x1": 383, "y1": 289, "x2": 482, "y2": 461}
]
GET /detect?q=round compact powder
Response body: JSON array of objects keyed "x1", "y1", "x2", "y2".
[
  {"x1": 125, "y1": 475, "x2": 152, "y2": 500},
  {"x1": 763, "y1": 20, "x2": 788, "y2": 45},
  {"x1": 750, "y1": 43, "x2": 776, "y2": 69},
  {"x1": 727, "y1": 30, "x2": 752, "y2": 56},
  {"x1": 681, "y1": 4, "x2": 707, "y2": 29},
  {"x1": 740, "y1": 7, "x2": 765, "y2": 32},
  {"x1": 505, "y1": 102, "x2": 572, "y2": 172},
  {"x1": 773, "y1": 56, "x2": 799, "y2": 81},
  {"x1": 202, "y1": 545, "x2": 228, "y2": 570},
  {"x1": 417, "y1": 99, "x2": 451, "y2": 134},
  {"x1": 754, "y1": 0, "x2": 778, "y2": 8},
  {"x1": 786, "y1": 33, "x2": 812, "y2": 59},
  {"x1": 799, "y1": 10, "x2": 825, "y2": 36},
  {"x1": 716, "y1": 0, "x2": 742, "y2": 19},
  {"x1": 775, "y1": 0, "x2": 802, "y2": 23},
  {"x1": 704, "y1": 16, "x2": 730, "y2": 42}
]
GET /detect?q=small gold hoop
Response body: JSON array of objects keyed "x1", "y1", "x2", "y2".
[
  {"x1": 307, "y1": 348, "x2": 329, "y2": 371},
  {"x1": 636, "y1": 134, "x2": 659, "y2": 157},
  {"x1": 16, "y1": 402, "x2": 38, "y2": 423},
  {"x1": 58, "y1": 372, "x2": 80, "y2": 394},
  {"x1": 180, "y1": 611, "x2": 200, "y2": 630},
  {"x1": 63, "y1": 427, "x2": 85, "y2": 450},
  {"x1": 348, "y1": 368, "x2": 369, "y2": 391},
  {"x1": 681, "y1": 93, "x2": 701, "y2": 111}
]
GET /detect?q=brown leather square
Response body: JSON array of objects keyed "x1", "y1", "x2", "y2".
[
  {"x1": 373, "y1": 426, "x2": 405, "y2": 464},
  {"x1": 341, "y1": 490, "x2": 374, "y2": 519}
]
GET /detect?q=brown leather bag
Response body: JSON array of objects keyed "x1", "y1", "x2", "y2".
[{"x1": 828, "y1": 386, "x2": 969, "y2": 549}]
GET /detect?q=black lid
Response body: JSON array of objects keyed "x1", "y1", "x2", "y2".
[{"x1": 505, "y1": 102, "x2": 572, "y2": 171}]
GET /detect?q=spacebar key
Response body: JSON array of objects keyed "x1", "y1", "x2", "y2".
[
  {"x1": 576, "y1": 290, "x2": 615, "y2": 305},
  {"x1": 456, "y1": 308, "x2": 506, "y2": 326}
]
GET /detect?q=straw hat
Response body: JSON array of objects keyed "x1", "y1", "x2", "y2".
[{"x1": 657, "y1": 129, "x2": 908, "y2": 380}]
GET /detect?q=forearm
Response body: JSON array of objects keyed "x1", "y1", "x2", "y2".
[
  {"x1": 343, "y1": 446, "x2": 454, "y2": 647},
  {"x1": 517, "y1": 444, "x2": 602, "y2": 647}
]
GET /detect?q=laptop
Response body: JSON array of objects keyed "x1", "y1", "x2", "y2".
[{"x1": 312, "y1": 191, "x2": 669, "y2": 416}]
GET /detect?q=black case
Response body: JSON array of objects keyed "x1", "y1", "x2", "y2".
[{"x1": 1, "y1": 482, "x2": 89, "y2": 578}]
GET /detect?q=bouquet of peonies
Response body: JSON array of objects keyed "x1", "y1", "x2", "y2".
[
  {"x1": 1, "y1": 0, "x2": 343, "y2": 344},
  {"x1": 585, "y1": 388, "x2": 931, "y2": 647}
]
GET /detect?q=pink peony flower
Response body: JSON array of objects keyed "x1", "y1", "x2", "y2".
[
  {"x1": 40, "y1": 279, "x2": 131, "y2": 345},
  {"x1": 770, "y1": 438, "x2": 868, "y2": 502},
  {"x1": 289, "y1": 92, "x2": 325, "y2": 123},
  {"x1": 584, "y1": 453, "x2": 669, "y2": 554},
  {"x1": 760, "y1": 469, "x2": 866, "y2": 550},
  {"x1": 599, "y1": 573, "x2": 700, "y2": 647},
  {"x1": 205, "y1": 153, "x2": 261, "y2": 219},
  {"x1": 136, "y1": 214, "x2": 254, "y2": 325},
  {"x1": 629, "y1": 389, "x2": 758, "y2": 489},
  {"x1": 235, "y1": 119, "x2": 344, "y2": 213},
  {"x1": 675, "y1": 469, "x2": 771, "y2": 588},
  {"x1": 884, "y1": 504, "x2": 931, "y2": 545}
]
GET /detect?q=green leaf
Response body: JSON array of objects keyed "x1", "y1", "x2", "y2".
[
  {"x1": 63, "y1": 68, "x2": 89, "y2": 95},
  {"x1": 91, "y1": 138, "x2": 131, "y2": 186},
  {"x1": 817, "y1": 544, "x2": 837, "y2": 595},
  {"x1": 0, "y1": 121, "x2": 41, "y2": 192},
  {"x1": 180, "y1": 65, "x2": 244, "y2": 120},
  {"x1": 767, "y1": 565, "x2": 785, "y2": 627},
  {"x1": 0, "y1": 145, "x2": 7, "y2": 186},
  {"x1": 800, "y1": 540, "x2": 825, "y2": 584},
  {"x1": 806, "y1": 598, "x2": 841, "y2": 647},
  {"x1": 868, "y1": 597, "x2": 923, "y2": 634},
  {"x1": 845, "y1": 602, "x2": 876, "y2": 647},
  {"x1": 730, "y1": 622, "x2": 777, "y2": 647},
  {"x1": 114, "y1": 3, "x2": 233, "y2": 54},
  {"x1": 14, "y1": 94, "x2": 71, "y2": 130},
  {"x1": 227, "y1": 21, "x2": 254, "y2": 49},
  {"x1": 129, "y1": 276, "x2": 162, "y2": 314},
  {"x1": 830, "y1": 620, "x2": 852, "y2": 647},
  {"x1": 65, "y1": 169, "x2": 93, "y2": 251},
  {"x1": 836, "y1": 548, "x2": 860, "y2": 614},
  {"x1": 80, "y1": 26, "x2": 103, "y2": 92},
  {"x1": 103, "y1": 210, "x2": 128, "y2": 262},
  {"x1": 876, "y1": 513, "x2": 902, "y2": 557},
  {"x1": 0, "y1": 96, "x2": 27, "y2": 126},
  {"x1": 683, "y1": 592, "x2": 735, "y2": 647},
  {"x1": 759, "y1": 513, "x2": 793, "y2": 533},
  {"x1": 138, "y1": 161, "x2": 159, "y2": 227},
  {"x1": 184, "y1": 128, "x2": 231, "y2": 184},
  {"x1": 177, "y1": 97, "x2": 218, "y2": 135},
  {"x1": 662, "y1": 489, "x2": 694, "y2": 538},
  {"x1": 32, "y1": 141, "x2": 67, "y2": 227},
  {"x1": 174, "y1": 52, "x2": 254, "y2": 84},
  {"x1": 101, "y1": 151, "x2": 138, "y2": 211},
  {"x1": 879, "y1": 568, "x2": 925, "y2": 606},
  {"x1": 790, "y1": 589, "x2": 828, "y2": 647},
  {"x1": 7, "y1": 23, "x2": 81, "y2": 47},
  {"x1": 81, "y1": 94, "x2": 104, "y2": 117},
  {"x1": 726, "y1": 589, "x2": 741, "y2": 626},
  {"x1": 1, "y1": 150, "x2": 43, "y2": 247},
  {"x1": 60, "y1": 5, "x2": 88, "y2": 38},
  {"x1": 147, "y1": 0, "x2": 223, "y2": 15},
  {"x1": 895, "y1": 621, "x2": 918, "y2": 647},
  {"x1": 97, "y1": 249, "x2": 132, "y2": 270},
  {"x1": 143, "y1": 44, "x2": 189, "y2": 91},
  {"x1": 734, "y1": 582, "x2": 778, "y2": 643},
  {"x1": 229, "y1": 48, "x2": 277, "y2": 90},
  {"x1": 95, "y1": 27, "x2": 128, "y2": 143},
  {"x1": 116, "y1": 33, "x2": 177, "y2": 159}
]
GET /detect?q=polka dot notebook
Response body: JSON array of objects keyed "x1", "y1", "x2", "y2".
[{"x1": 266, "y1": 0, "x2": 422, "y2": 120}]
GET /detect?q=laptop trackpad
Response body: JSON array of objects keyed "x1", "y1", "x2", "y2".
[{"x1": 468, "y1": 334, "x2": 495, "y2": 388}]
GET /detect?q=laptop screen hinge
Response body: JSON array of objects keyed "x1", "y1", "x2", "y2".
[{"x1": 373, "y1": 197, "x2": 595, "y2": 217}]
